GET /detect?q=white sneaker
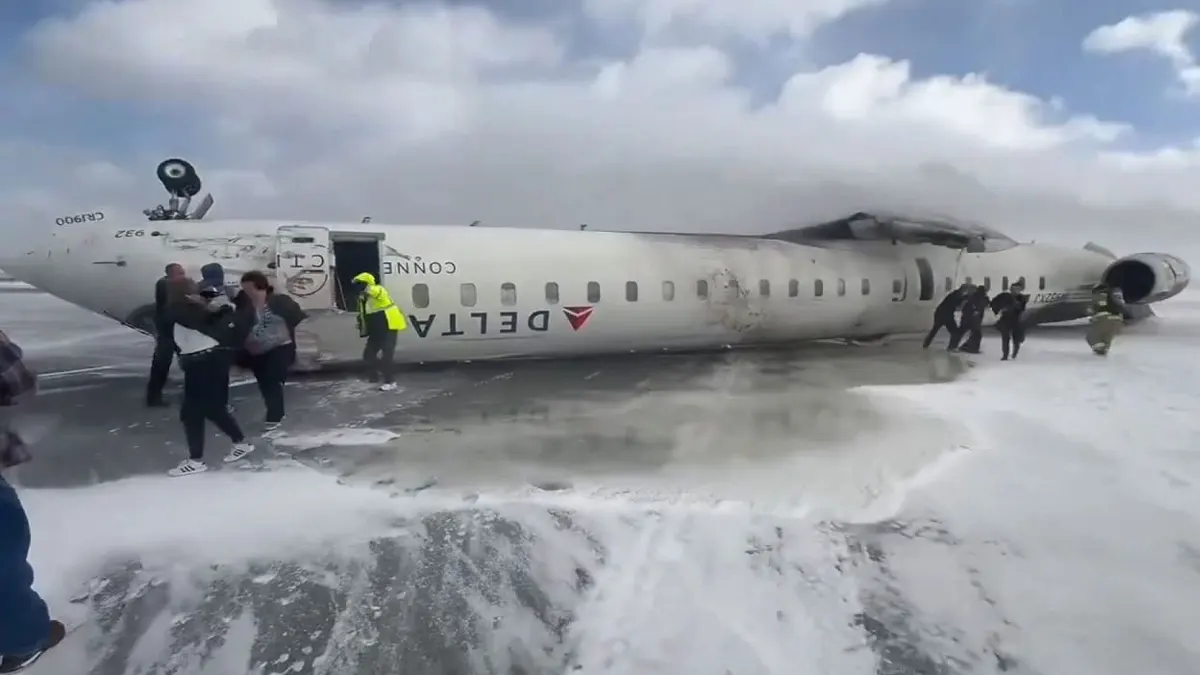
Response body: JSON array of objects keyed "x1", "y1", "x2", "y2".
[
  {"x1": 379, "y1": 382, "x2": 398, "y2": 391},
  {"x1": 223, "y1": 442, "x2": 256, "y2": 463},
  {"x1": 168, "y1": 459, "x2": 207, "y2": 477}
]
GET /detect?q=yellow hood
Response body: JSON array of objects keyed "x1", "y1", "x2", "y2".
[{"x1": 352, "y1": 272, "x2": 376, "y2": 285}]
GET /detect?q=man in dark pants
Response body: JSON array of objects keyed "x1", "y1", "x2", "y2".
[
  {"x1": 164, "y1": 278, "x2": 255, "y2": 477},
  {"x1": 923, "y1": 283, "x2": 971, "y2": 350},
  {"x1": 990, "y1": 280, "x2": 1029, "y2": 360},
  {"x1": 958, "y1": 286, "x2": 991, "y2": 354},
  {"x1": 351, "y1": 272, "x2": 407, "y2": 391},
  {"x1": 145, "y1": 263, "x2": 187, "y2": 407}
]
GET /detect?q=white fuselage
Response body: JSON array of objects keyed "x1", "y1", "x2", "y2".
[{"x1": 0, "y1": 217, "x2": 1120, "y2": 365}]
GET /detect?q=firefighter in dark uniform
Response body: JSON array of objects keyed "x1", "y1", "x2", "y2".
[
  {"x1": 989, "y1": 279, "x2": 1028, "y2": 360},
  {"x1": 145, "y1": 262, "x2": 187, "y2": 407},
  {"x1": 924, "y1": 283, "x2": 971, "y2": 350}
]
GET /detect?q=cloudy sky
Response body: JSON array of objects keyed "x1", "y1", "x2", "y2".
[{"x1": 1, "y1": 0, "x2": 1199, "y2": 253}]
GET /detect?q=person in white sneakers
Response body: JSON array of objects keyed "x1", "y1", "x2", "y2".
[{"x1": 163, "y1": 277, "x2": 255, "y2": 477}]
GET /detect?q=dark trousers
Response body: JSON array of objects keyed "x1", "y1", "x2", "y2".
[
  {"x1": 960, "y1": 318, "x2": 984, "y2": 353},
  {"x1": 0, "y1": 476, "x2": 51, "y2": 656},
  {"x1": 922, "y1": 314, "x2": 958, "y2": 349},
  {"x1": 363, "y1": 330, "x2": 398, "y2": 384},
  {"x1": 248, "y1": 344, "x2": 295, "y2": 423},
  {"x1": 999, "y1": 324, "x2": 1025, "y2": 359},
  {"x1": 145, "y1": 334, "x2": 174, "y2": 404},
  {"x1": 179, "y1": 350, "x2": 244, "y2": 460}
]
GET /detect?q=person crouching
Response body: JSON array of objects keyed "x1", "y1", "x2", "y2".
[{"x1": 165, "y1": 277, "x2": 255, "y2": 477}]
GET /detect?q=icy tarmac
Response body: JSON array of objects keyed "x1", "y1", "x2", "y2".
[{"x1": 3, "y1": 287, "x2": 1199, "y2": 675}]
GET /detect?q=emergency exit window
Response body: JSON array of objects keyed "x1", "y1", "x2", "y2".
[
  {"x1": 626, "y1": 281, "x2": 638, "y2": 301},
  {"x1": 662, "y1": 281, "x2": 675, "y2": 301},
  {"x1": 587, "y1": 281, "x2": 601, "y2": 303},
  {"x1": 545, "y1": 282, "x2": 560, "y2": 305},
  {"x1": 501, "y1": 282, "x2": 517, "y2": 306},
  {"x1": 412, "y1": 284, "x2": 430, "y2": 309},
  {"x1": 460, "y1": 283, "x2": 477, "y2": 307}
]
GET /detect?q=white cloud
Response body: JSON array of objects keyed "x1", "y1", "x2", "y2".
[
  {"x1": 2, "y1": 0, "x2": 1199, "y2": 256},
  {"x1": 1083, "y1": 10, "x2": 1200, "y2": 97},
  {"x1": 582, "y1": 0, "x2": 889, "y2": 42}
]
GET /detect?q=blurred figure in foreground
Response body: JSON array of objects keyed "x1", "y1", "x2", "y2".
[{"x1": 0, "y1": 330, "x2": 67, "y2": 672}]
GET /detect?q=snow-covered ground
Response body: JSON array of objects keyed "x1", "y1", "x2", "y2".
[{"x1": 12, "y1": 294, "x2": 1200, "y2": 674}]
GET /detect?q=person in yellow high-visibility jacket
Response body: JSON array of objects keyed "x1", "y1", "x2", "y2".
[{"x1": 352, "y1": 272, "x2": 407, "y2": 391}]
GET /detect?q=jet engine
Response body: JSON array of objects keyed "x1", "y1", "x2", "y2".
[{"x1": 1101, "y1": 252, "x2": 1191, "y2": 304}]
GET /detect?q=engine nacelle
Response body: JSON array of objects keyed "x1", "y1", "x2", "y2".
[{"x1": 1102, "y1": 252, "x2": 1191, "y2": 304}]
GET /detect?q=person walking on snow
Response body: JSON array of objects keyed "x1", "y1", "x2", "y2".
[
  {"x1": 235, "y1": 271, "x2": 307, "y2": 430},
  {"x1": 164, "y1": 277, "x2": 256, "y2": 477},
  {"x1": 0, "y1": 330, "x2": 67, "y2": 672},
  {"x1": 352, "y1": 272, "x2": 406, "y2": 391}
]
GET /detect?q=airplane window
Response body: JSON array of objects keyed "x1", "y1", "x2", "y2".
[
  {"x1": 588, "y1": 281, "x2": 601, "y2": 302},
  {"x1": 460, "y1": 283, "x2": 477, "y2": 307},
  {"x1": 759, "y1": 279, "x2": 770, "y2": 296},
  {"x1": 696, "y1": 280, "x2": 708, "y2": 299},
  {"x1": 545, "y1": 282, "x2": 560, "y2": 305},
  {"x1": 626, "y1": 281, "x2": 638, "y2": 302},
  {"x1": 1038, "y1": 276, "x2": 1046, "y2": 290},
  {"x1": 863, "y1": 279, "x2": 871, "y2": 295},
  {"x1": 501, "y1": 282, "x2": 517, "y2": 306},
  {"x1": 945, "y1": 277, "x2": 952, "y2": 292},
  {"x1": 788, "y1": 279, "x2": 799, "y2": 297},
  {"x1": 662, "y1": 281, "x2": 675, "y2": 301},
  {"x1": 965, "y1": 276, "x2": 973, "y2": 285},
  {"x1": 891, "y1": 279, "x2": 901, "y2": 294},
  {"x1": 837, "y1": 279, "x2": 846, "y2": 296},
  {"x1": 412, "y1": 283, "x2": 430, "y2": 309},
  {"x1": 983, "y1": 277, "x2": 992, "y2": 291},
  {"x1": 814, "y1": 279, "x2": 824, "y2": 297},
  {"x1": 1001, "y1": 276, "x2": 1009, "y2": 290},
  {"x1": 729, "y1": 280, "x2": 740, "y2": 295}
]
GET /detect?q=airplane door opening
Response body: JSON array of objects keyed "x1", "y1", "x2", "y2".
[
  {"x1": 331, "y1": 238, "x2": 382, "y2": 311},
  {"x1": 915, "y1": 257, "x2": 934, "y2": 301},
  {"x1": 274, "y1": 225, "x2": 334, "y2": 311}
]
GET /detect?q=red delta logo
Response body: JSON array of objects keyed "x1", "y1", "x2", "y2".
[{"x1": 562, "y1": 306, "x2": 594, "y2": 331}]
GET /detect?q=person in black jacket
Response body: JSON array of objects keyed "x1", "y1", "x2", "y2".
[
  {"x1": 145, "y1": 262, "x2": 187, "y2": 407},
  {"x1": 164, "y1": 277, "x2": 256, "y2": 477},
  {"x1": 989, "y1": 279, "x2": 1029, "y2": 360},
  {"x1": 958, "y1": 286, "x2": 991, "y2": 354},
  {"x1": 235, "y1": 271, "x2": 307, "y2": 430},
  {"x1": 923, "y1": 283, "x2": 971, "y2": 350}
]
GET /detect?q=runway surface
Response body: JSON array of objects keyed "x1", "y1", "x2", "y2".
[{"x1": 3, "y1": 287, "x2": 1199, "y2": 675}]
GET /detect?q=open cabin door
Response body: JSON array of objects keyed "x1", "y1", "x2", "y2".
[{"x1": 272, "y1": 225, "x2": 334, "y2": 311}]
